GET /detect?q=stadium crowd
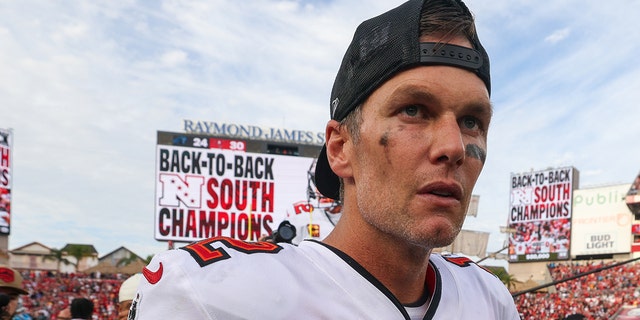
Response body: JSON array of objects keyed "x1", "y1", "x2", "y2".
[
  {"x1": 515, "y1": 260, "x2": 640, "y2": 319},
  {"x1": 15, "y1": 271, "x2": 125, "y2": 320}
]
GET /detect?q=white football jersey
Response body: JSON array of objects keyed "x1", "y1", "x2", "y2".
[{"x1": 130, "y1": 238, "x2": 519, "y2": 320}]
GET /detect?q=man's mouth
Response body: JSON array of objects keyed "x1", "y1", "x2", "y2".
[{"x1": 421, "y1": 182, "x2": 463, "y2": 201}]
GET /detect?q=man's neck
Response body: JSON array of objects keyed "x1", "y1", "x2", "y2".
[{"x1": 323, "y1": 212, "x2": 432, "y2": 304}]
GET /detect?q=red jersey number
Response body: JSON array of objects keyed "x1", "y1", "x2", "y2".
[{"x1": 181, "y1": 236, "x2": 282, "y2": 267}]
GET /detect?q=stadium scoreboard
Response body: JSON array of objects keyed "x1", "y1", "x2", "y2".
[
  {"x1": 154, "y1": 126, "x2": 323, "y2": 244},
  {"x1": 508, "y1": 166, "x2": 579, "y2": 262}
]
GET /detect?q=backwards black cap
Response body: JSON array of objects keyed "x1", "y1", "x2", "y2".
[{"x1": 315, "y1": 0, "x2": 490, "y2": 200}]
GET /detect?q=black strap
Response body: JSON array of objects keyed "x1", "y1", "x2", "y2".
[{"x1": 420, "y1": 42, "x2": 483, "y2": 70}]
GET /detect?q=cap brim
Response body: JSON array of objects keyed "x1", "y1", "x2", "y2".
[
  {"x1": 3, "y1": 287, "x2": 28, "y2": 295},
  {"x1": 314, "y1": 145, "x2": 341, "y2": 200}
]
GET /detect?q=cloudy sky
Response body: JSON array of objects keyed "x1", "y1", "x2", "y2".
[{"x1": 1, "y1": 0, "x2": 639, "y2": 262}]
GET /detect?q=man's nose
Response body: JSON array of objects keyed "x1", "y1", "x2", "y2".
[{"x1": 430, "y1": 116, "x2": 465, "y2": 166}]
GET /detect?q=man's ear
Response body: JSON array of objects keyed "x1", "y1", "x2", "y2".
[{"x1": 325, "y1": 120, "x2": 352, "y2": 179}]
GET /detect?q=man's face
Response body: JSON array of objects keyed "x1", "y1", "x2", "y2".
[
  {"x1": 343, "y1": 37, "x2": 491, "y2": 249},
  {"x1": 0, "y1": 293, "x2": 19, "y2": 319}
]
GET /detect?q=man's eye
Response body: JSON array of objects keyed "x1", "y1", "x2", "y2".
[
  {"x1": 461, "y1": 116, "x2": 480, "y2": 130},
  {"x1": 402, "y1": 105, "x2": 419, "y2": 117}
]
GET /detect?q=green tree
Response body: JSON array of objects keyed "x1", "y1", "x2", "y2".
[
  {"x1": 64, "y1": 245, "x2": 95, "y2": 267},
  {"x1": 42, "y1": 248, "x2": 73, "y2": 273},
  {"x1": 498, "y1": 272, "x2": 520, "y2": 292},
  {"x1": 485, "y1": 266, "x2": 521, "y2": 292}
]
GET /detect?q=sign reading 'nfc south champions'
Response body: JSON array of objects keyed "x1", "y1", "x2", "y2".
[
  {"x1": 154, "y1": 131, "x2": 315, "y2": 243},
  {"x1": 508, "y1": 166, "x2": 578, "y2": 262}
]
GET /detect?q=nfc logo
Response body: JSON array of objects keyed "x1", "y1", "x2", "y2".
[{"x1": 158, "y1": 173, "x2": 205, "y2": 208}]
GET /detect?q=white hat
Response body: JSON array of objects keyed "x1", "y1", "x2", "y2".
[{"x1": 119, "y1": 273, "x2": 142, "y2": 302}]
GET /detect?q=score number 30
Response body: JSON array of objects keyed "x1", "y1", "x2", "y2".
[{"x1": 193, "y1": 137, "x2": 246, "y2": 151}]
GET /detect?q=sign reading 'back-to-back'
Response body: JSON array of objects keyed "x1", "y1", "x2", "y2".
[
  {"x1": 154, "y1": 131, "x2": 315, "y2": 243},
  {"x1": 508, "y1": 166, "x2": 578, "y2": 262}
]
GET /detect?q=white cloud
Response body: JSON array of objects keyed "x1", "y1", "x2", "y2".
[
  {"x1": 160, "y1": 49, "x2": 188, "y2": 67},
  {"x1": 544, "y1": 27, "x2": 571, "y2": 44}
]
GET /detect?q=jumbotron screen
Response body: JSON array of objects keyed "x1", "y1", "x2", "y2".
[
  {"x1": 508, "y1": 167, "x2": 578, "y2": 262},
  {"x1": 154, "y1": 131, "x2": 320, "y2": 243}
]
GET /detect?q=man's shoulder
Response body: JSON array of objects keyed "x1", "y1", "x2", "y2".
[
  {"x1": 142, "y1": 237, "x2": 323, "y2": 286},
  {"x1": 429, "y1": 253, "x2": 500, "y2": 283},
  {"x1": 151, "y1": 237, "x2": 304, "y2": 271},
  {"x1": 428, "y1": 253, "x2": 519, "y2": 318},
  {"x1": 132, "y1": 238, "x2": 364, "y2": 319}
]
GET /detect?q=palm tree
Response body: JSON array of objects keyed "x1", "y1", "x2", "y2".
[
  {"x1": 64, "y1": 245, "x2": 96, "y2": 270},
  {"x1": 485, "y1": 266, "x2": 521, "y2": 292},
  {"x1": 499, "y1": 272, "x2": 520, "y2": 292},
  {"x1": 42, "y1": 248, "x2": 73, "y2": 274}
]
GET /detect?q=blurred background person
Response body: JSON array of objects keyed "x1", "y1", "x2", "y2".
[
  {"x1": 56, "y1": 307, "x2": 71, "y2": 320},
  {"x1": 117, "y1": 274, "x2": 141, "y2": 320},
  {"x1": 69, "y1": 298, "x2": 93, "y2": 320},
  {"x1": 0, "y1": 265, "x2": 28, "y2": 320}
]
